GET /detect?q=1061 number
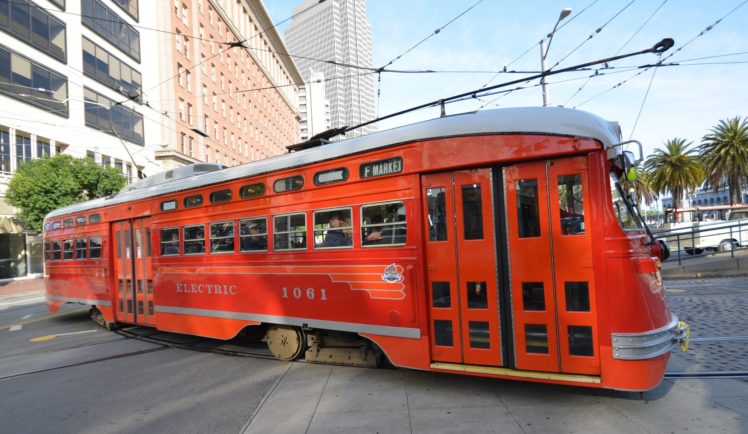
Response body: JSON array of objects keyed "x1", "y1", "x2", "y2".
[{"x1": 281, "y1": 287, "x2": 328, "y2": 301}]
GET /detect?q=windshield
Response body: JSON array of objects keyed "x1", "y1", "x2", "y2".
[{"x1": 609, "y1": 173, "x2": 643, "y2": 230}]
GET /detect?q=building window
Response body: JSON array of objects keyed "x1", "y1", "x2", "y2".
[
  {"x1": 0, "y1": 128, "x2": 10, "y2": 173},
  {"x1": 81, "y1": 0, "x2": 140, "y2": 62},
  {"x1": 84, "y1": 87, "x2": 144, "y2": 145},
  {"x1": 82, "y1": 37, "x2": 142, "y2": 102},
  {"x1": 36, "y1": 137, "x2": 50, "y2": 158},
  {"x1": 0, "y1": 0, "x2": 67, "y2": 62},
  {"x1": 0, "y1": 44, "x2": 69, "y2": 116},
  {"x1": 111, "y1": 0, "x2": 138, "y2": 21},
  {"x1": 15, "y1": 133, "x2": 30, "y2": 166}
]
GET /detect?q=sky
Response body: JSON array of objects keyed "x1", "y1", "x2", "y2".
[{"x1": 264, "y1": 0, "x2": 748, "y2": 159}]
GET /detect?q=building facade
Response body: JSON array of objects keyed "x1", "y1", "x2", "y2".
[
  {"x1": 299, "y1": 69, "x2": 330, "y2": 141},
  {"x1": 285, "y1": 0, "x2": 375, "y2": 139},
  {"x1": 0, "y1": 0, "x2": 303, "y2": 278}
]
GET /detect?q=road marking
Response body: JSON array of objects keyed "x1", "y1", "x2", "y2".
[
  {"x1": 22, "y1": 314, "x2": 34, "y2": 320},
  {"x1": 9, "y1": 325, "x2": 22, "y2": 331},
  {"x1": 30, "y1": 329, "x2": 98, "y2": 342},
  {"x1": 0, "y1": 296, "x2": 46, "y2": 310},
  {"x1": 0, "y1": 308, "x2": 88, "y2": 331}
]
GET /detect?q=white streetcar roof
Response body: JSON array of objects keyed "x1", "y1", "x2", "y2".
[{"x1": 45, "y1": 107, "x2": 621, "y2": 220}]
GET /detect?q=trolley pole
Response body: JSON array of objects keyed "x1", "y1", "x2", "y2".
[{"x1": 540, "y1": 7, "x2": 572, "y2": 107}]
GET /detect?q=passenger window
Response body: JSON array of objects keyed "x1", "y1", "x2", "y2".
[
  {"x1": 184, "y1": 194, "x2": 203, "y2": 208},
  {"x1": 516, "y1": 179, "x2": 540, "y2": 238},
  {"x1": 75, "y1": 216, "x2": 87, "y2": 225},
  {"x1": 210, "y1": 221, "x2": 235, "y2": 253},
  {"x1": 63, "y1": 219, "x2": 73, "y2": 227},
  {"x1": 361, "y1": 202, "x2": 406, "y2": 246},
  {"x1": 52, "y1": 241, "x2": 61, "y2": 260},
  {"x1": 210, "y1": 189, "x2": 232, "y2": 203},
  {"x1": 466, "y1": 281, "x2": 487, "y2": 309},
  {"x1": 273, "y1": 213, "x2": 306, "y2": 250},
  {"x1": 89, "y1": 237, "x2": 102, "y2": 259},
  {"x1": 462, "y1": 184, "x2": 484, "y2": 240},
  {"x1": 89, "y1": 214, "x2": 101, "y2": 223},
  {"x1": 184, "y1": 225, "x2": 206, "y2": 254},
  {"x1": 161, "y1": 228, "x2": 180, "y2": 256},
  {"x1": 240, "y1": 183, "x2": 265, "y2": 199},
  {"x1": 43, "y1": 241, "x2": 50, "y2": 261},
  {"x1": 52, "y1": 221, "x2": 61, "y2": 229},
  {"x1": 63, "y1": 240, "x2": 73, "y2": 260},
  {"x1": 558, "y1": 174, "x2": 585, "y2": 235},
  {"x1": 314, "y1": 208, "x2": 352, "y2": 249},
  {"x1": 426, "y1": 188, "x2": 447, "y2": 241},
  {"x1": 239, "y1": 217, "x2": 268, "y2": 252},
  {"x1": 161, "y1": 200, "x2": 177, "y2": 211},
  {"x1": 273, "y1": 176, "x2": 303, "y2": 193},
  {"x1": 75, "y1": 239, "x2": 87, "y2": 259}
]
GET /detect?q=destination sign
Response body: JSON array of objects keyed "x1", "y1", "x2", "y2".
[{"x1": 360, "y1": 157, "x2": 403, "y2": 179}]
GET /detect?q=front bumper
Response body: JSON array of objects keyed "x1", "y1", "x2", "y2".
[{"x1": 612, "y1": 315, "x2": 690, "y2": 360}]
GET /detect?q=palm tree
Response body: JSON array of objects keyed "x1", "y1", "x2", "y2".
[
  {"x1": 644, "y1": 138, "x2": 703, "y2": 212},
  {"x1": 699, "y1": 116, "x2": 748, "y2": 205},
  {"x1": 621, "y1": 169, "x2": 656, "y2": 206}
]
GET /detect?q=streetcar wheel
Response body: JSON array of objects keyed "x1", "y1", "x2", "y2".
[{"x1": 266, "y1": 325, "x2": 306, "y2": 361}]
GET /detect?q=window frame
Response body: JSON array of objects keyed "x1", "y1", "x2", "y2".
[
  {"x1": 239, "y1": 216, "x2": 268, "y2": 253},
  {"x1": 361, "y1": 201, "x2": 407, "y2": 248},
  {"x1": 75, "y1": 238, "x2": 87, "y2": 259},
  {"x1": 209, "y1": 220, "x2": 235, "y2": 254},
  {"x1": 313, "y1": 207, "x2": 353, "y2": 250},
  {"x1": 273, "y1": 175, "x2": 304, "y2": 193},
  {"x1": 89, "y1": 236, "x2": 102, "y2": 258},
  {"x1": 183, "y1": 224, "x2": 206, "y2": 255},
  {"x1": 160, "y1": 227, "x2": 180, "y2": 256},
  {"x1": 273, "y1": 212, "x2": 307, "y2": 251}
]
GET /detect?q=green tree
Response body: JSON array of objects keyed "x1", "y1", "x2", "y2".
[
  {"x1": 699, "y1": 116, "x2": 748, "y2": 205},
  {"x1": 621, "y1": 169, "x2": 657, "y2": 206},
  {"x1": 644, "y1": 138, "x2": 703, "y2": 212},
  {"x1": 6, "y1": 154, "x2": 126, "y2": 232}
]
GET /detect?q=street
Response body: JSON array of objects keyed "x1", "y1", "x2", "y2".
[{"x1": 1, "y1": 279, "x2": 747, "y2": 433}]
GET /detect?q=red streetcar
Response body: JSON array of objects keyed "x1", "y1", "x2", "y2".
[{"x1": 43, "y1": 107, "x2": 688, "y2": 390}]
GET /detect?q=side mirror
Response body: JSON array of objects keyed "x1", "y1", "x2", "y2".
[{"x1": 656, "y1": 239, "x2": 670, "y2": 261}]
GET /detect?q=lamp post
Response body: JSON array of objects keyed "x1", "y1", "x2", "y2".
[{"x1": 540, "y1": 7, "x2": 572, "y2": 106}]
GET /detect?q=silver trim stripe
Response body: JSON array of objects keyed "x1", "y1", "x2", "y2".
[
  {"x1": 47, "y1": 295, "x2": 112, "y2": 306},
  {"x1": 156, "y1": 305, "x2": 421, "y2": 339},
  {"x1": 612, "y1": 315, "x2": 680, "y2": 360}
]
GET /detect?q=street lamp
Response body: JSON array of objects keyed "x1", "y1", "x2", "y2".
[{"x1": 540, "y1": 7, "x2": 572, "y2": 106}]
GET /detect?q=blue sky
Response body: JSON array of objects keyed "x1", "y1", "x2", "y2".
[{"x1": 264, "y1": 0, "x2": 748, "y2": 158}]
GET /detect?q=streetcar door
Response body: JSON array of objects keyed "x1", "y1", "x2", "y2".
[
  {"x1": 112, "y1": 218, "x2": 154, "y2": 326},
  {"x1": 504, "y1": 157, "x2": 599, "y2": 375},
  {"x1": 423, "y1": 169, "x2": 501, "y2": 366}
]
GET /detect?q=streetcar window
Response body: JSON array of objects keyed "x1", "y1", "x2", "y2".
[
  {"x1": 161, "y1": 228, "x2": 180, "y2": 255},
  {"x1": 426, "y1": 188, "x2": 447, "y2": 241},
  {"x1": 558, "y1": 174, "x2": 585, "y2": 235},
  {"x1": 469, "y1": 322, "x2": 490, "y2": 349},
  {"x1": 522, "y1": 282, "x2": 545, "y2": 311},
  {"x1": 116, "y1": 231, "x2": 122, "y2": 259},
  {"x1": 239, "y1": 217, "x2": 268, "y2": 252},
  {"x1": 361, "y1": 202, "x2": 406, "y2": 247},
  {"x1": 462, "y1": 184, "x2": 484, "y2": 240},
  {"x1": 240, "y1": 183, "x2": 265, "y2": 199},
  {"x1": 432, "y1": 282, "x2": 451, "y2": 308},
  {"x1": 44, "y1": 223, "x2": 50, "y2": 231},
  {"x1": 89, "y1": 214, "x2": 101, "y2": 223},
  {"x1": 273, "y1": 175, "x2": 304, "y2": 193},
  {"x1": 314, "y1": 168, "x2": 348, "y2": 186},
  {"x1": 52, "y1": 241, "x2": 61, "y2": 260},
  {"x1": 63, "y1": 240, "x2": 73, "y2": 260},
  {"x1": 184, "y1": 225, "x2": 206, "y2": 254},
  {"x1": 135, "y1": 229, "x2": 142, "y2": 258},
  {"x1": 273, "y1": 213, "x2": 306, "y2": 250},
  {"x1": 565, "y1": 282, "x2": 590, "y2": 312},
  {"x1": 75, "y1": 216, "x2": 87, "y2": 225},
  {"x1": 52, "y1": 221, "x2": 61, "y2": 229},
  {"x1": 568, "y1": 326, "x2": 594, "y2": 356},
  {"x1": 434, "y1": 320, "x2": 453, "y2": 346},
  {"x1": 75, "y1": 239, "x2": 87, "y2": 259},
  {"x1": 146, "y1": 228, "x2": 151, "y2": 257},
  {"x1": 161, "y1": 200, "x2": 177, "y2": 211},
  {"x1": 313, "y1": 208, "x2": 352, "y2": 249},
  {"x1": 43, "y1": 241, "x2": 50, "y2": 261},
  {"x1": 210, "y1": 189, "x2": 232, "y2": 203},
  {"x1": 184, "y1": 194, "x2": 203, "y2": 208},
  {"x1": 466, "y1": 281, "x2": 487, "y2": 309},
  {"x1": 525, "y1": 324, "x2": 549, "y2": 354},
  {"x1": 89, "y1": 237, "x2": 102, "y2": 258},
  {"x1": 516, "y1": 179, "x2": 541, "y2": 238},
  {"x1": 63, "y1": 219, "x2": 73, "y2": 227},
  {"x1": 210, "y1": 221, "x2": 235, "y2": 253},
  {"x1": 609, "y1": 173, "x2": 641, "y2": 229}
]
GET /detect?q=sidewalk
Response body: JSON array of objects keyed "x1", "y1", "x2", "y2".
[
  {"x1": 0, "y1": 276, "x2": 44, "y2": 299},
  {"x1": 661, "y1": 249, "x2": 748, "y2": 279}
]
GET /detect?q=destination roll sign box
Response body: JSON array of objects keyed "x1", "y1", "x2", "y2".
[{"x1": 360, "y1": 157, "x2": 403, "y2": 179}]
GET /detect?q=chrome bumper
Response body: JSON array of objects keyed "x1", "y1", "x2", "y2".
[{"x1": 612, "y1": 315, "x2": 690, "y2": 360}]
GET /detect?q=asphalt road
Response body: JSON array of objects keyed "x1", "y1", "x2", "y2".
[{"x1": 1, "y1": 279, "x2": 747, "y2": 433}]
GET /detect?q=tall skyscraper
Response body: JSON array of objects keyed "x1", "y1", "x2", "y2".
[{"x1": 285, "y1": 0, "x2": 376, "y2": 139}]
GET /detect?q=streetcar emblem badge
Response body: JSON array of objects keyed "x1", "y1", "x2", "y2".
[{"x1": 381, "y1": 263, "x2": 404, "y2": 283}]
